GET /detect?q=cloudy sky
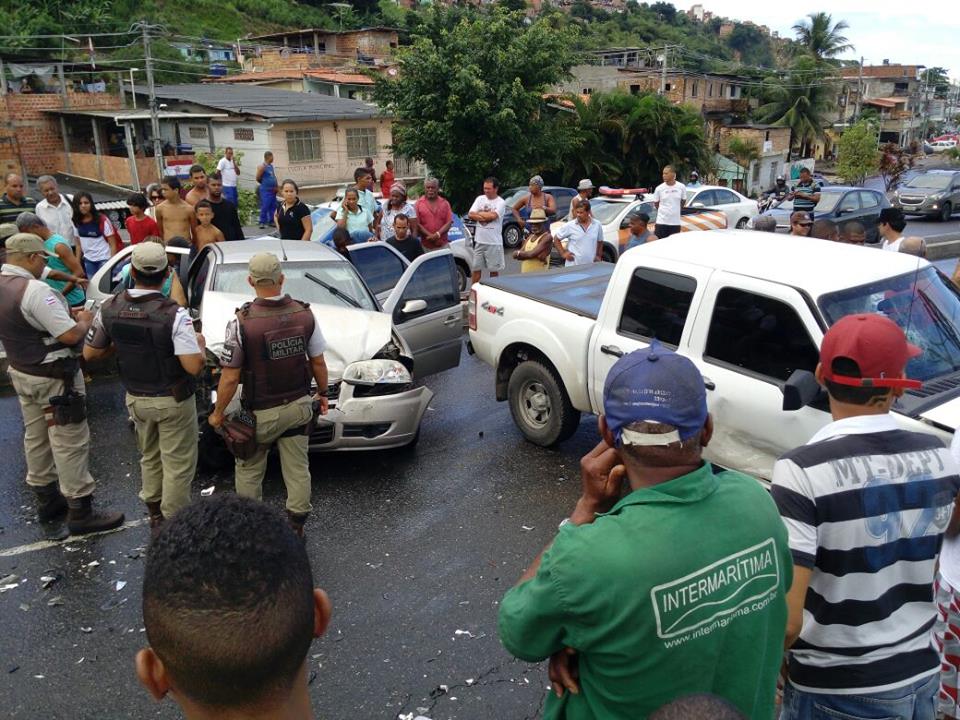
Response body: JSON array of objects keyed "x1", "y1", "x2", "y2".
[{"x1": 695, "y1": 2, "x2": 958, "y2": 77}]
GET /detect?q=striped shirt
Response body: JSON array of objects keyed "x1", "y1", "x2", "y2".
[{"x1": 771, "y1": 413, "x2": 960, "y2": 695}]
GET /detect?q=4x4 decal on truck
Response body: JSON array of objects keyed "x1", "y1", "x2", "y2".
[{"x1": 651, "y1": 538, "x2": 780, "y2": 640}]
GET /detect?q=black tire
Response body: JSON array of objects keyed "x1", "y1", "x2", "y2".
[
  {"x1": 455, "y1": 260, "x2": 470, "y2": 294},
  {"x1": 941, "y1": 202, "x2": 953, "y2": 222},
  {"x1": 601, "y1": 244, "x2": 617, "y2": 263},
  {"x1": 507, "y1": 360, "x2": 580, "y2": 446},
  {"x1": 503, "y1": 224, "x2": 522, "y2": 249},
  {"x1": 736, "y1": 217, "x2": 749, "y2": 229},
  {"x1": 197, "y1": 422, "x2": 234, "y2": 472}
]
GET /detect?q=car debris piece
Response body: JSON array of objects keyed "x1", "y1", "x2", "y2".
[
  {"x1": 115, "y1": 580, "x2": 127, "y2": 591},
  {"x1": 201, "y1": 486, "x2": 215, "y2": 497}
]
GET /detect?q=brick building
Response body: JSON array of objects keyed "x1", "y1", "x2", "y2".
[{"x1": 242, "y1": 27, "x2": 399, "y2": 71}]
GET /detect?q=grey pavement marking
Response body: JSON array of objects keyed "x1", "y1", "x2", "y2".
[{"x1": 0, "y1": 518, "x2": 147, "y2": 558}]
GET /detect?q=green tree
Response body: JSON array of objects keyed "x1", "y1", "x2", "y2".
[
  {"x1": 836, "y1": 120, "x2": 877, "y2": 185},
  {"x1": 194, "y1": 148, "x2": 258, "y2": 224},
  {"x1": 726, "y1": 136, "x2": 760, "y2": 187},
  {"x1": 756, "y1": 58, "x2": 834, "y2": 158},
  {"x1": 726, "y1": 24, "x2": 774, "y2": 68},
  {"x1": 373, "y1": 7, "x2": 579, "y2": 209},
  {"x1": 555, "y1": 90, "x2": 712, "y2": 189},
  {"x1": 923, "y1": 67, "x2": 951, "y2": 99},
  {"x1": 792, "y1": 12, "x2": 853, "y2": 63}
]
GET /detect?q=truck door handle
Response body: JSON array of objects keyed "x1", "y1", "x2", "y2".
[
  {"x1": 601, "y1": 344, "x2": 624, "y2": 358},
  {"x1": 443, "y1": 314, "x2": 460, "y2": 326},
  {"x1": 703, "y1": 377, "x2": 716, "y2": 391}
]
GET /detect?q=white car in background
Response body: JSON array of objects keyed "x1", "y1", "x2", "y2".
[{"x1": 685, "y1": 185, "x2": 759, "y2": 229}]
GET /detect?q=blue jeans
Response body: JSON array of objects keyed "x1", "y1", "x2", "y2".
[
  {"x1": 223, "y1": 186, "x2": 238, "y2": 206},
  {"x1": 348, "y1": 229, "x2": 374, "y2": 243},
  {"x1": 780, "y1": 673, "x2": 937, "y2": 720},
  {"x1": 82, "y1": 258, "x2": 107, "y2": 281},
  {"x1": 258, "y1": 187, "x2": 277, "y2": 225}
]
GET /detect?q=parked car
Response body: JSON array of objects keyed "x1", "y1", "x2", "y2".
[
  {"x1": 685, "y1": 185, "x2": 759, "y2": 229},
  {"x1": 892, "y1": 169, "x2": 960, "y2": 221},
  {"x1": 929, "y1": 139, "x2": 958, "y2": 153},
  {"x1": 310, "y1": 207, "x2": 475, "y2": 293},
  {"x1": 760, "y1": 186, "x2": 890, "y2": 241},
  {"x1": 548, "y1": 196, "x2": 728, "y2": 263},
  {"x1": 496, "y1": 186, "x2": 579, "y2": 249},
  {"x1": 467, "y1": 231, "x2": 960, "y2": 480},
  {"x1": 86, "y1": 238, "x2": 463, "y2": 458}
]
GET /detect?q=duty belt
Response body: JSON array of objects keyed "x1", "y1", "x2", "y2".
[{"x1": 11, "y1": 357, "x2": 78, "y2": 380}]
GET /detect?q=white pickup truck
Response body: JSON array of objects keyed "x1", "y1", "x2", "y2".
[{"x1": 468, "y1": 230, "x2": 960, "y2": 479}]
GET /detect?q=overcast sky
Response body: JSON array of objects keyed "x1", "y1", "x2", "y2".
[{"x1": 694, "y1": 2, "x2": 957, "y2": 78}]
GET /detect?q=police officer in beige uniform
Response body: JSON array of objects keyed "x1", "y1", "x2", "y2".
[
  {"x1": 0, "y1": 233, "x2": 124, "y2": 535},
  {"x1": 208, "y1": 252, "x2": 328, "y2": 536},
  {"x1": 83, "y1": 243, "x2": 205, "y2": 532}
]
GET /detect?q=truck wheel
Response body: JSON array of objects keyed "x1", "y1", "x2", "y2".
[
  {"x1": 736, "y1": 217, "x2": 749, "y2": 229},
  {"x1": 941, "y1": 202, "x2": 953, "y2": 222},
  {"x1": 601, "y1": 245, "x2": 617, "y2": 263},
  {"x1": 507, "y1": 360, "x2": 581, "y2": 446},
  {"x1": 503, "y1": 224, "x2": 522, "y2": 249}
]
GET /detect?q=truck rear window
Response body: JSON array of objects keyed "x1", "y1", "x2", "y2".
[{"x1": 618, "y1": 268, "x2": 697, "y2": 347}]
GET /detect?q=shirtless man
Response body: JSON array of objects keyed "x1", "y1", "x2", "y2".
[
  {"x1": 155, "y1": 177, "x2": 197, "y2": 246},
  {"x1": 184, "y1": 165, "x2": 210, "y2": 206}
]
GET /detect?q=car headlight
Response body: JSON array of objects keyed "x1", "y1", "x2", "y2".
[{"x1": 343, "y1": 359, "x2": 412, "y2": 386}]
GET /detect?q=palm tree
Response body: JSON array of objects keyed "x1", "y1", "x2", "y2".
[
  {"x1": 792, "y1": 12, "x2": 853, "y2": 63},
  {"x1": 726, "y1": 137, "x2": 760, "y2": 190},
  {"x1": 756, "y1": 58, "x2": 835, "y2": 158}
]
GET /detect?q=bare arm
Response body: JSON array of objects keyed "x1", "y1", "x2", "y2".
[
  {"x1": 300, "y1": 213, "x2": 312, "y2": 242},
  {"x1": 310, "y1": 354, "x2": 329, "y2": 414},
  {"x1": 511, "y1": 196, "x2": 528, "y2": 226},
  {"x1": 208, "y1": 366, "x2": 241, "y2": 428},
  {"x1": 155, "y1": 206, "x2": 165, "y2": 240},
  {"x1": 56, "y1": 243, "x2": 84, "y2": 277},
  {"x1": 784, "y1": 565, "x2": 811, "y2": 649},
  {"x1": 169, "y1": 272, "x2": 187, "y2": 307},
  {"x1": 178, "y1": 348, "x2": 204, "y2": 377},
  {"x1": 255, "y1": 164, "x2": 264, "y2": 183},
  {"x1": 57, "y1": 316, "x2": 93, "y2": 347},
  {"x1": 545, "y1": 193, "x2": 557, "y2": 215}
]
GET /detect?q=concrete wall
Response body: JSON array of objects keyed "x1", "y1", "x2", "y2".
[
  {"x1": 555, "y1": 65, "x2": 626, "y2": 95},
  {"x1": 718, "y1": 126, "x2": 791, "y2": 156},
  {"x1": 0, "y1": 92, "x2": 122, "y2": 176}
]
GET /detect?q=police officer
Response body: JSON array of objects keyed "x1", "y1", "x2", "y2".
[
  {"x1": 0, "y1": 233, "x2": 124, "y2": 535},
  {"x1": 208, "y1": 252, "x2": 328, "y2": 537},
  {"x1": 83, "y1": 243, "x2": 205, "y2": 532}
]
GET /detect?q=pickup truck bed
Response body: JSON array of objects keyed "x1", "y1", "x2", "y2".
[{"x1": 483, "y1": 264, "x2": 613, "y2": 319}]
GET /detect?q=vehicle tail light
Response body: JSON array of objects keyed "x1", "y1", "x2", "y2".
[{"x1": 468, "y1": 288, "x2": 477, "y2": 331}]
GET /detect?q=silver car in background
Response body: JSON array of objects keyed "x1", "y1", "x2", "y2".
[{"x1": 86, "y1": 238, "x2": 463, "y2": 458}]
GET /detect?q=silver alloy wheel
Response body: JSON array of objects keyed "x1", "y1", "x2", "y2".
[{"x1": 519, "y1": 380, "x2": 551, "y2": 428}]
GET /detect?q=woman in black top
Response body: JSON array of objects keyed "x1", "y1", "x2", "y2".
[{"x1": 275, "y1": 179, "x2": 313, "y2": 241}]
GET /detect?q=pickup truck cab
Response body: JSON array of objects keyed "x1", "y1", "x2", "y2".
[{"x1": 468, "y1": 231, "x2": 960, "y2": 479}]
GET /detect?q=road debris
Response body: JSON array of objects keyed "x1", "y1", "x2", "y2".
[
  {"x1": 521, "y1": 525, "x2": 535, "y2": 531},
  {"x1": 40, "y1": 575, "x2": 57, "y2": 589},
  {"x1": 201, "y1": 485, "x2": 215, "y2": 497},
  {"x1": 115, "y1": 580, "x2": 127, "y2": 591},
  {"x1": 85, "y1": 560, "x2": 100, "y2": 568},
  {"x1": 80, "y1": 626, "x2": 92, "y2": 633}
]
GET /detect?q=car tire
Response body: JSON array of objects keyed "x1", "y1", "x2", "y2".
[
  {"x1": 736, "y1": 217, "x2": 749, "y2": 229},
  {"x1": 503, "y1": 224, "x2": 522, "y2": 249},
  {"x1": 507, "y1": 360, "x2": 580, "y2": 447},
  {"x1": 941, "y1": 203, "x2": 953, "y2": 222},
  {"x1": 197, "y1": 422, "x2": 234, "y2": 472},
  {"x1": 455, "y1": 260, "x2": 470, "y2": 294},
  {"x1": 601, "y1": 244, "x2": 617, "y2": 263}
]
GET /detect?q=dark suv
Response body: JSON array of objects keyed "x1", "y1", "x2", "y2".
[
  {"x1": 893, "y1": 170, "x2": 960, "y2": 221},
  {"x1": 498, "y1": 186, "x2": 578, "y2": 248}
]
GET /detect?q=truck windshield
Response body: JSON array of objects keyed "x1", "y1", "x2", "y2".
[
  {"x1": 819, "y1": 266, "x2": 960, "y2": 382},
  {"x1": 214, "y1": 261, "x2": 379, "y2": 312}
]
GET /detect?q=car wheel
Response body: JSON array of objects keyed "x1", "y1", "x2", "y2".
[
  {"x1": 507, "y1": 360, "x2": 580, "y2": 447},
  {"x1": 455, "y1": 260, "x2": 470, "y2": 294},
  {"x1": 197, "y1": 422, "x2": 234, "y2": 472},
  {"x1": 941, "y1": 202, "x2": 953, "y2": 222},
  {"x1": 736, "y1": 217, "x2": 749, "y2": 229},
  {"x1": 503, "y1": 224, "x2": 522, "y2": 249},
  {"x1": 601, "y1": 244, "x2": 617, "y2": 263}
]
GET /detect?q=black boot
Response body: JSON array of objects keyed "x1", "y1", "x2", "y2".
[
  {"x1": 287, "y1": 511, "x2": 308, "y2": 540},
  {"x1": 34, "y1": 483, "x2": 67, "y2": 523},
  {"x1": 66, "y1": 496, "x2": 125, "y2": 536},
  {"x1": 146, "y1": 501, "x2": 165, "y2": 539}
]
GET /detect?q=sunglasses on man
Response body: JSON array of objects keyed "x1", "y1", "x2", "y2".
[{"x1": 792, "y1": 221, "x2": 813, "y2": 227}]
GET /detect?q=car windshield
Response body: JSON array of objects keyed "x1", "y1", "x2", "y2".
[
  {"x1": 589, "y1": 200, "x2": 630, "y2": 225},
  {"x1": 213, "y1": 261, "x2": 378, "y2": 312},
  {"x1": 904, "y1": 174, "x2": 952, "y2": 190},
  {"x1": 501, "y1": 187, "x2": 529, "y2": 207},
  {"x1": 819, "y1": 266, "x2": 960, "y2": 382},
  {"x1": 776, "y1": 191, "x2": 842, "y2": 214},
  {"x1": 310, "y1": 211, "x2": 337, "y2": 243}
]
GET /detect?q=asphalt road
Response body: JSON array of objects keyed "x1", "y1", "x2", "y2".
[{"x1": 0, "y1": 349, "x2": 600, "y2": 719}]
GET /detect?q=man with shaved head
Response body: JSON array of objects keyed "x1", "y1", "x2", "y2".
[
  {"x1": 899, "y1": 235, "x2": 927, "y2": 258},
  {"x1": 0, "y1": 172, "x2": 36, "y2": 224}
]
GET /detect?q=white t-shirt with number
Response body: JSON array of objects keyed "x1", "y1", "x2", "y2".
[
  {"x1": 653, "y1": 182, "x2": 687, "y2": 226},
  {"x1": 469, "y1": 195, "x2": 506, "y2": 246}
]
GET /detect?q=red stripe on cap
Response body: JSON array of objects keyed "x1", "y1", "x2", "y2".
[{"x1": 822, "y1": 372, "x2": 923, "y2": 390}]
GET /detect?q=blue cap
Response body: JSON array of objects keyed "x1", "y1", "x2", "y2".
[{"x1": 603, "y1": 343, "x2": 708, "y2": 446}]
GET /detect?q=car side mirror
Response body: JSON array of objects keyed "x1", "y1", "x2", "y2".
[
  {"x1": 400, "y1": 298, "x2": 428, "y2": 316},
  {"x1": 691, "y1": 202, "x2": 705, "y2": 208},
  {"x1": 782, "y1": 369, "x2": 824, "y2": 411}
]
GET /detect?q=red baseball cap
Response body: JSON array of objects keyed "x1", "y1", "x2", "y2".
[{"x1": 820, "y1": 314, "x2": 922, "y2": 390}]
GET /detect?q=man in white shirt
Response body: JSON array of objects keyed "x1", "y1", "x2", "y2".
[
  {"x1": 553, "y1": 200, "x2": 603, "y2": 266},
  {"x1": 215, "y1": 147, "x2": 240, "y2": 206},
  {"x1": 878, "y1": 207, "x2": 907, "y2": 251},
  {"x1": 35, "y1": 175, "x2": 78, "y2": 249},
  {"x1": 467, "y1": 177, "x2": 507, "y2": 284},
  {"x1": 652, "y1": 165, "x2": 686, "y2": 239}
]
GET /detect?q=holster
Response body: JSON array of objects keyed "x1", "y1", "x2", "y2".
[
  {"x1": 220, "y1": 407, "x2": 258, "y2": 460},
  {"x1": 47, "y1": 359, "x2": 87, "y2": 426},
  {"x1": 171, "y1": 377, "x2": 196, "y2": 403}
]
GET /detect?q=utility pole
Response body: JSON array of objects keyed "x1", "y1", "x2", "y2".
[
  {"x1": 853, "y1": 56, "x2": 863, "y2": 119},
  {"x1": 659, "y1": 46, "x2": 669, "y2": 96},
  {"x1": 140, "y1": 22, "x2": 164, "y2": 182}
]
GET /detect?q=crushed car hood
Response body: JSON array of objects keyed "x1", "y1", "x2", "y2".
[{"x1": 201, "y1": 292, "x2": 394, "y2": 378}]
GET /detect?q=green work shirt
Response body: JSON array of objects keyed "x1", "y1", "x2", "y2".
[{"x1": 498, "y1": 463, "x2": 792, "y2": 720}]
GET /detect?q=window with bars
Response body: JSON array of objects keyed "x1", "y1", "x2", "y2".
[
  {"x1": 286, "y1": 129, "x2": 323, "y2": 162},
  {"x1": 188, "y1": 126, "x2": 208, "y2": 139},
  {"x1": 233, "y1": 127, "x2": 254, "y2": 142},
  {"x1": 346, "y1": 127, "x2": 377, "y2": 159}
]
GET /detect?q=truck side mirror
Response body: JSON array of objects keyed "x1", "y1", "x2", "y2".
[{"x1": 782, "y1": 369, "x2": 824, "y2": 411}]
